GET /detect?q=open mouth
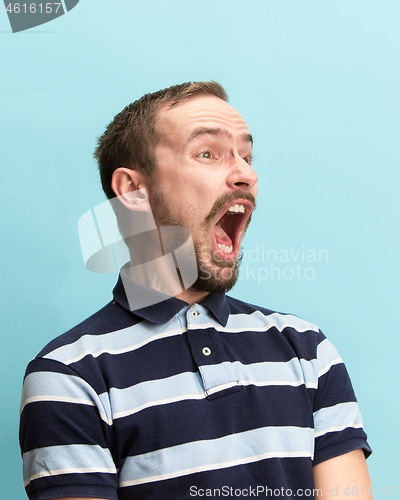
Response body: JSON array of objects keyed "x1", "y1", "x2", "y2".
[{"x1": 212, "y1": 199, "x2": 254, "y2": 262}]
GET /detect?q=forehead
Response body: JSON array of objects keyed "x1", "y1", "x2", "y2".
[{"x1": 156, "y1": 95, "x2": 249, "y2": 145}]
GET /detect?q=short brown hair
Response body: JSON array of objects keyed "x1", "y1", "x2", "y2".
[{"x1": 94, "y1": 81, "x2": 228, "y2": 199}]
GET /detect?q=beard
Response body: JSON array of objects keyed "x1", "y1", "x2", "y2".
[
  {"x1": 191, "y1": 243, "x2": 243, "y2": 293},
  {"x1": 151, "y1": 188, "x2": 255, "y2": 294}
]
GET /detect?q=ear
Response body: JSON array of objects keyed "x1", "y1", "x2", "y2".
[{"x1": 111, "y1": 168, "x2": 150, "y2": 211}]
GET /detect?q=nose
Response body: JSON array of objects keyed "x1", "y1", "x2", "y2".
[{"x1": 227, "y1": 154, "x2": 258, "y2": 192}]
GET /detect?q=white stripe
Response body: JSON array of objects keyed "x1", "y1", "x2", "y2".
[
  {"x1": 21, "y1": 395, "x2": 111, "y2": 425},
  {"x1": 314, "y1": 422, "x2": 363, "y2": 438},
  {"x1": 24, "y1": 466, "x2": 116, "y2": 487},
  {"x1": 317, "y1": 357, "x2": 343, "y2": 378},
  {"x1": 21, "y1": 395, "x2": 95, "y2": 411},
  {"x1": 206, "y1": 381, "x2": 239, "y2": 396},
  {"x1": 113, "y1": 392, "x2": 206, "y2": 420},
  {"x1": 120, "y1": 450, "x2": 312, "y2": 487}
]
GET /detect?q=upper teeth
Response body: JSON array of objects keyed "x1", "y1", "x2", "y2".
[{"x1": 228, "y1": 204, "x2": 245, "y2": 214}]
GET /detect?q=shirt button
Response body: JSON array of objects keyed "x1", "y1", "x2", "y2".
[
  {"x1": 191, "y1": 310, "x2": 199, "y2": 318},
  {"x1": 202, "y1": 347, "x2": 211, "y2": 356}
]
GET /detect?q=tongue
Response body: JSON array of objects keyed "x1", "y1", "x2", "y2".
[{"x1": 214, "y1": 223, "x2": 232, "y2": 247}]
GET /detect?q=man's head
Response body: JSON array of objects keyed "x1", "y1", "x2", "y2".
[
  {"x1": 94, "y1": 81, "x2": 228, "y2": 200},
  {"x1": 94, "y1": 82, "x2": 258, "y2": 294}
]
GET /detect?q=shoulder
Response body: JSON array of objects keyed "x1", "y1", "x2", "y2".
[
  {"x1": 226, "y1": 296, "x2": 325, "y2": 340},
  {"x1": 225, "y1": 294, "x2": 325, "y2": 356},
  {"x1": 36, "y1": 300, "x2": 139, "y2": 359},
  {"x1": 23, "y1": 299, "x2": 142, "y2": 395},
  {"x1": 225, "y1": 295, "x2": 319, "y2": 332}
]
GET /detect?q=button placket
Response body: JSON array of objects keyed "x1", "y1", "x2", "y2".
[{"x1": 186, "y1": 313, "x2": 240, "y2": 398}]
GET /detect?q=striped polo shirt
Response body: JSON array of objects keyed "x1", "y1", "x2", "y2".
[{"x1": 20, "y1": 275, "x2": 371, "y2": 500}]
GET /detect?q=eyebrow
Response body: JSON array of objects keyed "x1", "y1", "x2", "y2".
[{"x1": 186, "y1": 127, "x2": 253, "y2": 146}]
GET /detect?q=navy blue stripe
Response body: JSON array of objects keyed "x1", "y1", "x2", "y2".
[
  {"x1": 114, "y1": 385, "x2": 314, "y2": 457},
  {"x1": 119, "y1": 457, "x2": 314, "y2": 500},
  {"x1": 314, "y1": 431, "x2": 372, "y2": 465},
  {"x1": 20, "y1": 401, "x2": 112, "y2": 452},
  {"x1": 38, "y1": 301, "x2": 141, "y2": 357},
  {"x1": 313, "y1": 362, "x2": 357, "y2": 411},
  {"x1": 26, "y1": 475, "x2": 117, "y2": 500}
]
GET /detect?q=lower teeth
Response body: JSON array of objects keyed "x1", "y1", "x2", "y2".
[{"x1": 217, "y1": 243, "x2": 233, "y2": 253}]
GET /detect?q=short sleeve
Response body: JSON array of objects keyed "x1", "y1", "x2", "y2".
[
  {"x1": 19, "y1": 357, "x2": 118, "y2": 500},
  {"x1": 312, "y1": 333, "x2": 372, "y2": 465}
]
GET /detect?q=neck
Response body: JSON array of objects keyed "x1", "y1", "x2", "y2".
[
  {"x1": 175, "y1": 287, "x2": 209, "y2": 306},
  {"x1": 127, "y1": 225, "x2": 210, "y2": 305}
]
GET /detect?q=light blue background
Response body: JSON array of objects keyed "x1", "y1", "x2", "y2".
[{"x1": 1, "y1": 1, "x2": 399, "y2": 497}]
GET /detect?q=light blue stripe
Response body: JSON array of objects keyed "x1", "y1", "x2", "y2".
[
  {"x1": 22, "y1": 371, "x2": 95, "y2": 406},
  {"x1": 23, "y1": 444, "x2": 116, "y2": 484},
  {"x1": 108, "y1": 358, "x2": 314, "y2": 419},
  {"x1": 314, "y1": 402, "x2": 363, "y2": 438},
  {"x1": 21, "y1": 370, "x2": 112, "y2": 423},
  {"x1": 233, "y1": 359, "x2": 305, "y2": 386},
  {"x1": 224, "y1": 310, "x2": 319, "y2": 334},
  {"x1": 30, "y1": 344, "x2": 340, "y2": 424},
  {"x1": 198, "y1": 361, "x2": 238, "y2": 393},
  {"x1": 109, "y1": 371, "x2": 205, "y2": 418},
  {"x1": 44, "y1": 317, "x2": 184, "y2": 364},
  {"x1": 298, "y1": 358, "x2": 318, "y2": 387},
  {"x1": 315, "y1": 338, "x2": 343, "y2": 377},
  {"x1": 296, "y1": 338, "x2": 344, "y2": 390},
  {"x1": 119, "y1": 425, "x2": 314, "y2": 486}
]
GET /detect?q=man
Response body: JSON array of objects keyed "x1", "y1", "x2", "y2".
[{"x1": 20, "y1": 82, "x2": 372, "y2": 500}]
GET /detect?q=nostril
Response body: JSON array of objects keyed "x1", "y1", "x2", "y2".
[{"x1": 234, "y1": 182, "x2": 248, "y2": 187}]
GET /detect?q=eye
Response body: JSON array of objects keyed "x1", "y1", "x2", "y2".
[
  {"x1": 200, "y1": 151, "x2": 213, "y2": 159},
  {"x1": 243, "y1": 155, "x2": 253, "y2": 165}
]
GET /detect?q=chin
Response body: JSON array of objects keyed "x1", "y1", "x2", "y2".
[{"x1": 192, "y1": 251, "x2": 243, "y2": 293}]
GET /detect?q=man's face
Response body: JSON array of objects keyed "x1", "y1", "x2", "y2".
[{"x1": 149, "y1": 95, "x2": 258, "y2": 292}]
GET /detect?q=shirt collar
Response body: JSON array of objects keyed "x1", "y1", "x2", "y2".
[{"x1": 113, "y1": 272, "x2": 230, "y2": 327}]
